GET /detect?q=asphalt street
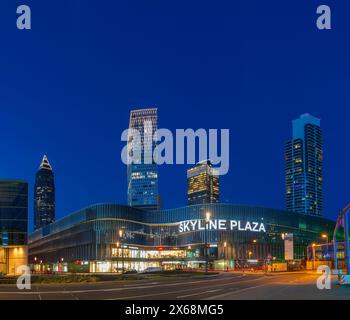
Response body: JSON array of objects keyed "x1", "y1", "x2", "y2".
[{"x1": 0, "y1": 272, "x2": 349, "y2": 300}]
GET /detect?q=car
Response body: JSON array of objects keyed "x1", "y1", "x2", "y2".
[
  {"x1": 123, "y1": 269, "x2": 138, "y2": 274},
  {"x1": 142, "y1": 267, "x2": 162, "y2": 273}
]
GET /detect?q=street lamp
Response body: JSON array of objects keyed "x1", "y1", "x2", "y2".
[
  {"x1": 322, "y1": 234, "x2": 329, "y2": 258},
  {"x1": 116, "y1": 241, "x2": 120, "y2": 272},
  {"x1": 204, "y1": 211, "x2": 211, "y2": 274},
  {"x1": 223, "y1": 241, "x2": 227, "y2": 272},
  {"x1": 186, "y1": 246, "x2": 192, "y2": 270},
  {"x1": 248, "y1": 251, "x2": 253, "y2": 259},
  {"x1": 312, "y1": 243, "x2": 316, "y2": 271},
  {"x1": 119, "y1": 229, "x2": 125, "y2": 273}
]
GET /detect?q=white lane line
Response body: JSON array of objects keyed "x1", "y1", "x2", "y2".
[
  {"x1": 0, "y1": 275, "x2": 245, "y2": 295},
  {"x1": 204, "y1": 284, "x2": 270, "y2": 300},
  {"x1": 123, "y1": 282, "x2": 159, "y2": 287},
  {"x1": 204, "y1": 275, "x2": 315, "y2": 300},
  {"x1": 107, "y1": 276, "x2": 268, "y2": 300},
  {"x1": 106, "y1": 287, "x2": 212, "y2": 300},
  {"x1": 36, "y1": 287, "x2": 42, "y2": 301},
  {"x1": 176, "y1": 289, "x2": 222, "y2": 299}
]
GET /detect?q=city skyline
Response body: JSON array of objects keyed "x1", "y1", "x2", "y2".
[
  {"x1": 0, "y1": 109, "x2": 344, "y2": 232},
  {"x1": 0, "y1": 1, "x2": 349, "y2": 232}
]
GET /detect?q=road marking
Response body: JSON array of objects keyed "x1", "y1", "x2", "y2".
[
  {"x1": 204, "y1": 275, "x2": 317, "y2": 300},
  {"x1": 176, "y1": 289, "x2": 221, "y2": 299},
  {"x1": 36, "y1": 287, "x2": 42, "y2": 301},
  {"x1": 106, "y1": 287, "x2": 216, "y2": 300},
  {"x1": 0, "y1": 273, "x2": 291, "y2": 298},
  {"x1": 0, "y1": 274, "x2": 245, "y2": 295},
  {"x1": 107, "y1": 276, "x2": 270, "y2": 300},
  {"x1": 124, "y1": 282, "x2": 159, "y2": 287}
]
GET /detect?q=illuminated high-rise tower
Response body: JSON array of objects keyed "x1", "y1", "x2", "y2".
[
  {"x1": 127, "y1": 108, "x2": 159, "y2": 210},
  {"x1": 285, "y1": 114, "x2": 323, "y2": 216},
  {"x1": 34, "y1": 155, "x2": 55, "y2": 230},
  {"x1": 187, "y1": 160, "x2": 219, "y2": 205}
]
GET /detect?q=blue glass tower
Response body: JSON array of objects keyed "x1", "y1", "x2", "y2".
[
  {"x1": 127, "y1": 108, "x2": 159, "y2": 210},
  {"x1": 0, "y1": 180, "x2": 28, "y2": 246},
  {"x1": 34, "y1": 155, "x2": 55, "y2": 230},
  {"x1": 285, "y1": 114, "x2": 323, "y2": 216},
  {"x1": 0, "y1": 180, "x2": 28, "y2": 275}
]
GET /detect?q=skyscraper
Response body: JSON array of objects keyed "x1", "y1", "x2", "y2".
[
  {"x1": 285, "y1": 113, "x2": 323, "y2": 216},
  {"x1": 34, "y1": 155, "x2": 55, "y2": 230},
  {"x1": 127, "y1": 108, "x2": 159, "y2": 210},
  {"x1": 0, "y1": 180, "x2": 28, "y2": 275},
  {"x1": 187, "y1": 160, "x2": 219, "y2": 205}
]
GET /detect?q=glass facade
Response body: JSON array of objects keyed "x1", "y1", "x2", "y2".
[
  {"x1": 34, "y1": 155, "x2": 55, "y2": 230},
  {"x1": 0, "y1": 180, "x2": 28, "y2": 246},
  {"x1": 28, "y1": 203, "x2": 334, "y2": 272},
  {"x1": 187, "y1": 160, "x2": 219, "y2": 205},
  {"x1": 0, "y1": 180, "x2": 28, "y2": 275},
  {"x1": 127, "y1": 108, "x2": 159, "y2": 210},
  {"x1": 285, "y1": 113, "x2": 323, "y2": 216}
]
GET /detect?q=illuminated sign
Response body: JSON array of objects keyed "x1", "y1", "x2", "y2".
[{"x1": 178, "y1": 219, "x2": 266, "y2": 233}]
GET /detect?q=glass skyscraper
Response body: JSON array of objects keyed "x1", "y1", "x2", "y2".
[
  {"x1": 187, "y1": 160, "x2": 219, "y2": 205},
  {"x1": 34, "y1": 155, "x2": 55, "y2": 230},
  {"x1": 127, "y1": 108, "x2": 159, "y2": 210},
  {"x1": 285, "y1": 114, "x2": 323, "y2": 216},
  {"x1": 0, "y1": 180, "x2": 28, "y2": 275}
]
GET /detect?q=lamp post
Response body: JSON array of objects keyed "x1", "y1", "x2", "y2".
[
  {"x1": 116, "y1": 241, "x2": 120, "y2": 272},
  {"x1": 223, "y1": 241, "x2": 227, "y2": 272},
  {"x1": 119, "y1": 229, "x2": 124, "y2": 273},
  {"x1": 322, "y1": 234, "x2": 329, "y2": 258},
  {"x1": 187, "y1": 245, "x2": 191, "y2": 270},
  {"x1": 60, "y1": 258, "x2": 64, "y2": 273},
  {"x1": 312, "y1": 243, "x2": 316, "y2": 271},
  {"x1": 204, "y1": 211, "x2": 211, "y2": 274}
]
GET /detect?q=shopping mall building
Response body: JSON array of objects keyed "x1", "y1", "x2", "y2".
[{"x1": 28, "y1": 203, "x2": 335, "y2": 273}]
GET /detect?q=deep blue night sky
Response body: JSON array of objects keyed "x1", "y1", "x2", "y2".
[{"x1": 0, "y1": 1, "x2": 349, "y2": 232}]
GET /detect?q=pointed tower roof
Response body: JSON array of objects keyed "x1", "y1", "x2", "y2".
[{"x1": 39, "y1": 155, "x2": 53, "y2": 171}]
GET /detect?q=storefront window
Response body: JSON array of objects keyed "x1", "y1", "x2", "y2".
[{"x1": 111, "y1": 248, "x2": 185, "y2": 259}]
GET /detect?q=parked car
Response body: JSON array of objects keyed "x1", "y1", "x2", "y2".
[
  {"x1": 123, "y1": 269, "x2": 138, "y2": 274},
  {"x1": 143, "y1": 267, "x2": 162, "y2": 273}
]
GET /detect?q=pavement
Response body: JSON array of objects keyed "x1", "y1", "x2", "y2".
[{"x1": 0, "y1": 272, "x2": 349, "y2": 300}]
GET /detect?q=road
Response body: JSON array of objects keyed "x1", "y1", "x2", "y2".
[{"x1": 0, "y1": 272, "x2": 349, "y2": 300}]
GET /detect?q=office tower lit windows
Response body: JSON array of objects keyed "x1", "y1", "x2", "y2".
[
  {"x1": 285, "y1": 113, "x2": 323, "y2": 216},
  {"x1": 34, "y1": 155, "x2": 55, "y2": 230},
  {"x1": 127, "y1": 108, "x2": 159, "y2": 210},
  {"x1": 187, "y1": 160, "x2": 219, "y2": 205},
  {"x1": 0, "y1": 180, "x2": 28, "y2": 275}
]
